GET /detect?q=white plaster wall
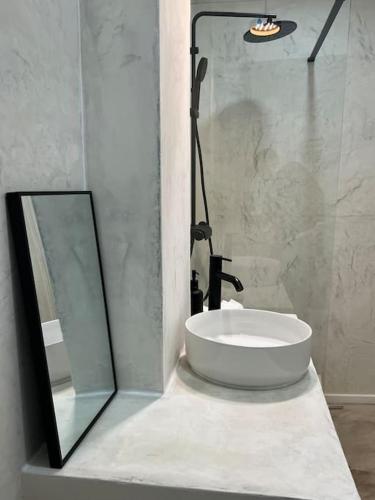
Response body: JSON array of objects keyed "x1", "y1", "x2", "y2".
[
  {"x1": 159, "y1": 0, "x2": 191, "y2": 386},
  {"x1": 0, "y1": 1, "x2": 84, "y2": 499}
]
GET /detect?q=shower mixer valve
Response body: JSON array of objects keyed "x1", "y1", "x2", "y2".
[{"x1": 191, "y1": 221, "x2": 212, "y2": 242}]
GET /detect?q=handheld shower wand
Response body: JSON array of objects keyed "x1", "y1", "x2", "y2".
[
  {"x1": 191, "y1": 57, "x2": 213, "y2": 252},
  {"x1": 191, "y1": 57, "x2": 208, "y2": 119}
]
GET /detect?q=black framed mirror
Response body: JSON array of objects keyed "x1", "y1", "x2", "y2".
[{"x1": 7, "y1": 191, "x2": 117, "y2": 468}]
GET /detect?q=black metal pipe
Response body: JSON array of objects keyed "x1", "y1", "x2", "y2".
[
  {"x1": 307, "y1": 0, "x2": 346, "y2": 63},
  {"x1": 190, "y1": 11, "x2": 275, "y2": 246}
]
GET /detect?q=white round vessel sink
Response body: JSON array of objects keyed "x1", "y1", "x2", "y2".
[{"x1": 185, "y1": 309, "x2": 312, "y2": 390}]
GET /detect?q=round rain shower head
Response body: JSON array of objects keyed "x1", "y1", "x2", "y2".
[{"x1": 243, "y1": 20, "x2": 297, "y2": 43}]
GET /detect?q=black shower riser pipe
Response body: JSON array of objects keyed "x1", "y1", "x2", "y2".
[{"x1": 190, "y1": 11, "x2": 276, "y2": 246}]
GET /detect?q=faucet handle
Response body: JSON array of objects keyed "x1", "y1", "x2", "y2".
[{"x1": 211, "y1": 254, "x2": 232, "y2": 263}]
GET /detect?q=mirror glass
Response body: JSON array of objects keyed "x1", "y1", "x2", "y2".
[{"x1": 17, "y1": 193, "x2": 116, "y2": 465}]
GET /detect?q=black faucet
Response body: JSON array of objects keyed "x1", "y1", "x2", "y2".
[{"x1": 208, "y1": 255, "x2": 244, "y2": 310}]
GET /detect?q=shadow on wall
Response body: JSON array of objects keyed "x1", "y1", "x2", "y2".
[
  {"x1": 192, "y1": 93, "x2": 333, "y2": 374},
  {"x1": 193, "y1": 96, "x2": 326, "y2": 290}
]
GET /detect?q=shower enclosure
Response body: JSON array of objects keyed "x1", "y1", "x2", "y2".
[{"x1": 191, "y1": 0, "x2": 352, "y2": 384}]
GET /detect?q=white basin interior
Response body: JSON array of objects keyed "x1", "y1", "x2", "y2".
[{"x1": 185, "y1": 308, "x2": 312, "y2": 390}]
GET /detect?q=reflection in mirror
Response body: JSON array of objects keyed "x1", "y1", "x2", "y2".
[{"x1": 7, "y1": 192, "x2": 116, "y2": 467}]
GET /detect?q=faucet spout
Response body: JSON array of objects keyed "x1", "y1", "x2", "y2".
[
  {"x1": 208, "y1": 255, "x2": 244, "y2": 310},
  {"x1": 216, "y1": 272, "x2": 244, "y2": 292}
]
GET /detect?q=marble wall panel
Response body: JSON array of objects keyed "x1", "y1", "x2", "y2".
[
  {"x1": 335, "y1": 0, "x2": 375, "y2": 217},
  {"x1": 191, "y1": 0, "x2": 349, "y2": 377},
  {"x1": 325, "y1": 216, "x2": 375, "y2": 393},
  {"x1": 325, "y1": 0, "x2": 375, "y2": 394}
]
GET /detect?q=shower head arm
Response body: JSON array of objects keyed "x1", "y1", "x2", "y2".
[
  {"x1": 191, "y1": 11, "x2": 277, "y2": 88},
  {"x1": 192, "y1": 10, "x2": 277, "y2": 30},
  {"x1": 192, "y1": 11, "x2": 277, "y2": 56}
]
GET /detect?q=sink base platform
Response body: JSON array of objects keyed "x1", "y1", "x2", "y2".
[{"x1": 22, "y1": 358, "x2": 359, "y2": 500}]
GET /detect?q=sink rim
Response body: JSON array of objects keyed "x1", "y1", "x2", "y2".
[{"x1": 185, "y1": 308, "x2": 312, "y2": 350}]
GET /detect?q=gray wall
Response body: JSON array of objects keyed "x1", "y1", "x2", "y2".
[
  {"x1": 1, "y1": 1, "x2": 190, "y2": 498},
  {"x1": 0, "y1": 1, "x2": 84, "y2": 499},
  {"x1": 80, "y1": 0, "x2": 163, "y2": 391},
  {"x1": 80, "y1": 0, "x2": 191, "y2": 391}
]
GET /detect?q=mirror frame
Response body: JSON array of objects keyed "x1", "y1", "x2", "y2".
[{"x1": 6, "y1": 191, "x2": 117, "y2": 468}]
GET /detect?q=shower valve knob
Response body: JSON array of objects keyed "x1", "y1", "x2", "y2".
[{"x1": 191, "y1": 222, "x2": 212, "y2": 241}]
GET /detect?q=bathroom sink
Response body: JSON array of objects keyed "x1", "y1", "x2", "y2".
[{"x1": 185, "y1": 309, "x2": 312, "y2": 389}]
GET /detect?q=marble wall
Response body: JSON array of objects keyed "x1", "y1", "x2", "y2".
[
  {"x1": 0, "y1": 1, "x2": 84, "y2": 499},
  {"x1": 191, "y1": 0, "x2": 350, "y2": 377},
  {"x1": 325, "y1": 0, "x2": 375, "y2": 394},
  {"x1": 192, "y1": 0, "x2": 375, "y2": 394}
]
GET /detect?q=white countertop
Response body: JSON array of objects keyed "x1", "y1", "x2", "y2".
[{"x1": 23, "y1": 357, "x2": 359, "y2": 500}]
